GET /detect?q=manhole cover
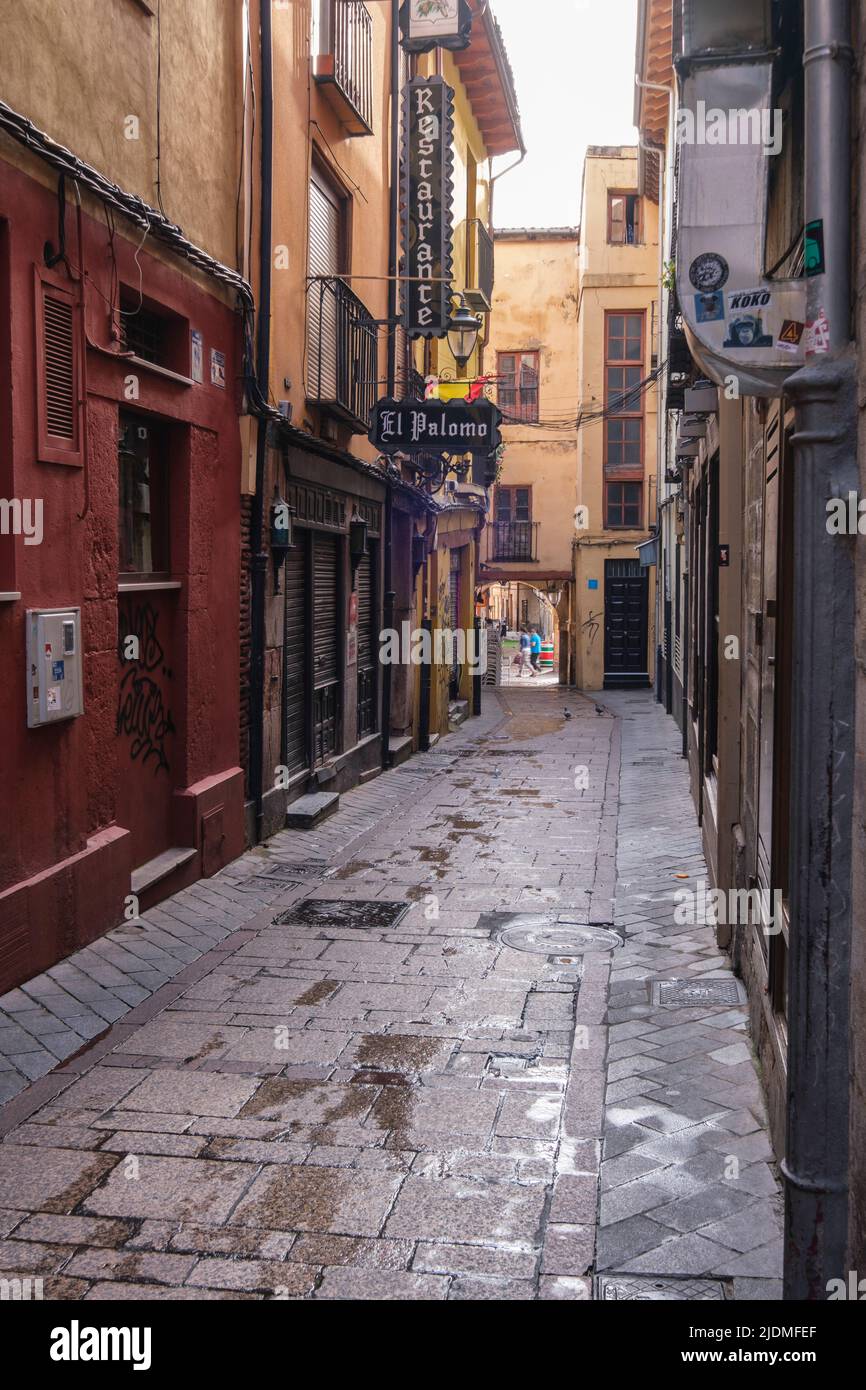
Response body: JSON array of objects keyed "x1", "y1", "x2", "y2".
[
  {"x1": 273, "y1": 899, "x2": 409, "y2": 930},
  {"x1": 595, "y1": 1275, "x2": 727, "y2": 1301},
  {"x1": 649, "y1": 978, "x2": 745, "y2": 1006},
  {"x1": 500, "y1": 922, "x2": 622, "y2": 955}
]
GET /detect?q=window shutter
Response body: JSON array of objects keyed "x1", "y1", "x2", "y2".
[
  {"x1": 307, "y1": 173, "x2": 341, "y2": 403},
  {"x1": 35, "y1": 269, "x2": 83, "y2": 466}
]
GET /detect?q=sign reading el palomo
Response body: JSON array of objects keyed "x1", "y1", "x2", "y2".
[{"x1": 370, "y1": 398, "x2": 502, "y2": 456}]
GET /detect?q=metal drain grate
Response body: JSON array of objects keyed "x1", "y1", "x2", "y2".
[
  {"x1": 595, "y1": 1275, "x2": 727, "y2": 1301},
  {"x1": 273, "y1": 899, "x2": 410, "y2": 930},
  {"x1": 231, "y1": 860, "x2": 330, "y2": 891},
  {"x1": 649, "y1": 978, "x2": 746, "y2": 1006}
]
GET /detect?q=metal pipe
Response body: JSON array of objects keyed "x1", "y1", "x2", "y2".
[
  {"x1": 782, "y1": 0, "x2": 855, "y2": 1300},
  {"x1": 379, "y1": 0, "x2": 400, "y2": 773},
  {"x1": 249, "y1": 0, "x2": 274, "y2": 843}
]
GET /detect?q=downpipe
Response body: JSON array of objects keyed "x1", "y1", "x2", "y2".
[
  {"x1": 782, "y1": 0, "x2": 855, "y2": 1300},
  {"x1": 249, "y1": 0, "x2": 275, "y2": 845}
]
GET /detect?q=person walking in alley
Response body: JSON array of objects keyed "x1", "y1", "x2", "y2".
[
  {"x1": 518, "y1": 627, "x2": 536, "y2": 677},
  {"x1": 530, "y1": 627, "x2": 542, "y2": 671}
]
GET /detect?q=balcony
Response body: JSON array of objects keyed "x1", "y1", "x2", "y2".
[
  {"x1": 464, "y1": 219, "x2": 495, "y2": 312},
  {"x1": 486, "y1": 520, "x2": 539, "y2": 563},
  {"x1": 306, "y1": 276, "x2": 378, "y2": 434},
  {"x1": 313, "y1": 1, "x2": 374, "y2": 137}
]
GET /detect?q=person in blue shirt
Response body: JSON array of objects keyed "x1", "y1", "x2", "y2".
[
  {"x1": 529, "y1": 627, "x2": 542, "y2": 671},
  {"x1": 517, "y1": 628, "x2": 536, "y2": 677}
]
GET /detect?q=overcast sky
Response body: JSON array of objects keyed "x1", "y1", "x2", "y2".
[{"x1": 490, "y1": 0, "x2": 640, "y2": 229}]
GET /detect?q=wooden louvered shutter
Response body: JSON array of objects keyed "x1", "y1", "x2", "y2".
[
  {"x1": 307, "y1": 172, "x2": 341, "y2": 403},
  {"x1": 36, "y1": 269, "x2": 83, "y2": 466}
]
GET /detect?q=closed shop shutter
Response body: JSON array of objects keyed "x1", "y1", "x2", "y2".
[
  {"x1": 307, "y1": 173, "x2": 341, "y2": 402},
  {"x1": 283, "y1": 540, "x2": 307, "y2": 776},
  {"x1": 356, "y1": 548, "x2": 374, "y2": 669},
  {"x1": 356, "y1": 544, "x2": 377, "y2": 737},
  {"x1": 448, "y1": 558, "x2": 461, "y2": 699},
  {"x1": 313, "y1": 531, "x2": 340, "y2": 761}
]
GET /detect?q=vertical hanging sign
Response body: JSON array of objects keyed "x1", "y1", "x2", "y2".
[{"x1": 402, "y1": 75, "x2": 454, "y2": 340}]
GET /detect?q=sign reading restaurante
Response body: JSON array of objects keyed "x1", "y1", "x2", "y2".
[
  {"x1": 370, "y1": 397, "x2": 503, "y2": 457},
  {"x1": 402, "y1": 75, "x2": 454, "y2": 338}
]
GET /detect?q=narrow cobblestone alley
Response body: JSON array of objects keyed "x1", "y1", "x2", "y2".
[{"x1": 0, "y1": 689, "x2": 782, "y2": 1300}]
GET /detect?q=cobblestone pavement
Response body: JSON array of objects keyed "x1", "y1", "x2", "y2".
[{"x1": 0, "y1": 688, "x2": 782, "y2": 1300}]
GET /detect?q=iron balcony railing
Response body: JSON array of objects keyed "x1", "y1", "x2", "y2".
[
  {"x1": 465, "y1": 219, "x2": 495, "y2": 311},
  {"x1": 313, "y1": 1, "x2": 374, "y2": 136},
  {"x1": 487, "y1": 520, "x2": 539, "y2": 563},
  {"x1": 306, "y1": 275, "x2": 378, "y2": 433}
]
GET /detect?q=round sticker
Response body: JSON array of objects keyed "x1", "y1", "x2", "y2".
[{"x1": 689, "y1": 253, "x2": 729, "y2": 293}]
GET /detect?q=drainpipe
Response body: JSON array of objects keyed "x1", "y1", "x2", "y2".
[
  {"x1": 782, "y1": 0, "x2": 855, "y2": 1300},
  {"x1": 249, "y1": 0, "x2": 274, "y2": 843},
  {"x1": 379, "y1": 0, "x2": 400, "y2": 771}
]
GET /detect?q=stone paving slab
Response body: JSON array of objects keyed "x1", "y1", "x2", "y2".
[{"x1": 0, "y1": 687, "x2": 783, "y2": 1300}]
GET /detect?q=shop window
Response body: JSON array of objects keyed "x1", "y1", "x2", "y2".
[
  {"x1": 608, "y1": 192, "x2": 642, "y2": 245},
  {"x1": 118, "y1": 412, "x2": 170, "y2": 576}
]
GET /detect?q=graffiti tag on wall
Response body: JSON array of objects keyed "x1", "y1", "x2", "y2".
[{"x1": 116, "y1": 601, "x2": 175, "y2": 774}]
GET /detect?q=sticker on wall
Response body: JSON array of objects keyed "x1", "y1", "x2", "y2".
[
  {"x1": 46, "y1": 686, "x2": 61, "y2": 711},
  {"x1": 689, "y1": 252, "x2": 729, "y2": 293},
  {"x1": 726, "y1": 287, "x2": 772, "y2": 312},
  {"x1": 805, "y1": 219, "x2": 826, "y2": 278},
  {"x1": 723, "y1": 315, "x2": 774, "y2": 349},
  {"x1": 191, "y1": 330, "x2": 204, "y2": 383},
  {"x1": 694, "y1": 291, "x2": 724, "y2": 324},
  {"x1": 778, "y1": 319, "x2": 805, "y2": 353},
  {"x1": 805, "y1": 308, "x2": 830, "y2": 355},
  {"x1": 52, "y1": 660, "x2": 65, "y2": 681},
  {"x1": 587, "y1": 578, "x2": 598, "y2": 591},
  {"x1": 718, "y1": 544, "x2": 730, "y2": 567},
  {"x1": 210, "y1": 348, "x2": 226, "y2": 389}
]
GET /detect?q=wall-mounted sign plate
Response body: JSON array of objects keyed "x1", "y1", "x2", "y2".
[
  {"x1": 399, "y1": 0, "x2": 473, "y2": 54},
  {"x1": 370, "y1": 396, "x2": 502, "y2": 456}
]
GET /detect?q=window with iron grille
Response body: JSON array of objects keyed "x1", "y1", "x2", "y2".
[
  {"x1": 497, "y1": 351, "x2": 539, "y2": 423},
  {"x1": 313, "y1": 1, "x2": 374, "y2": 136},
  {"x1": 118, "y1": 288, "x2": 190, "y2": 376}
]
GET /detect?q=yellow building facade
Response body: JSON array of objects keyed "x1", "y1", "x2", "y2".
[
  {"x1": 483, "y1": 229, "x2": 580, "y2": 670},
  {"x1": 572, "y1": 147, "x2": 659, "y2": 691}
]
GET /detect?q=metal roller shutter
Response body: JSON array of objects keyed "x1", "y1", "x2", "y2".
[
  {"x1": 356, "y1": 544, "x2": 377, "y2": 737},
  {"x1": 313, "y1": 531, "x2": 340, "y2": 761},
  {"x1": 283, "y1": 540, "x2": 307, "y2": 776}
]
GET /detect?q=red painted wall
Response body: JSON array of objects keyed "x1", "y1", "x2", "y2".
[{"x1": 0, "y1": 158, "x2": 244, "y2": 990}]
